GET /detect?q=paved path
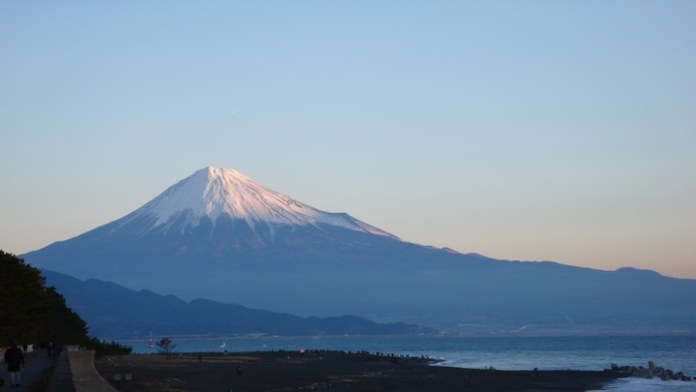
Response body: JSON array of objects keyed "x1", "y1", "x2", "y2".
[
  {"x1": 4, "y1": 347, "x2": 115, "y2": 392},
  {"x1": 3, "y1": 349, "x2": 53, "y2": 391},
  {"x1": 46, "y1": 350, "x2": 76, "y2": 391},
  {"x1": 1, "y1": 348, "x2": 75, "y2": 391}
]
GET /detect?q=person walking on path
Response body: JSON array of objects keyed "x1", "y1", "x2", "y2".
[{"x1": 4, "y1": 343, "x2": 25, "y2": 387}]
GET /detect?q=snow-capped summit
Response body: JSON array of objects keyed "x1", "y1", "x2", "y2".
[
  {"x1": 22, "y1": 167, "x2": 696, "y2": 334},
  {"x1": 127, "y1": 166, "x2": 394, "y2": 238}
]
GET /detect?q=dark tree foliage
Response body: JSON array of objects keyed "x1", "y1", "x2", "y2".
[
  {"x1": 0, "y1": 250, "x2": 82, "y2": 345},
  {"x1": 40, "y1": 286, "x2": 90, "y2": 344},
  {"x1": 82, "y1": 337, "x2": 132, "y2": 358},
  {"x1": 0, "y1": 250, "x2": 130, "y2": 356}
]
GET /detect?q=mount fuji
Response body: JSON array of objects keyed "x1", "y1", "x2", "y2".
[
  {"x1": 23, "y1": 167, "x2": 696, "y2": 333},
  {"x1": 126, "y1": 166, "x2": 395, "y2": 239}
]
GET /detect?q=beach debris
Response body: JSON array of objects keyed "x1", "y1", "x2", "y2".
[{"x1": 609, "y1": 361, "x2": 692, "y2": 382}]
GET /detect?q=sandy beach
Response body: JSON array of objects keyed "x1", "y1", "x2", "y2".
[{"x1": 94, "y1": 350, "x2": 624, "y2": 391}]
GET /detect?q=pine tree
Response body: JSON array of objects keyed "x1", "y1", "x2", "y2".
[
  {"x1": 156, "y1": 337, "x2": 176, "y2": 356},
  {"x1": 0, "y1": 251, "x2": 87, "y2": 346}
]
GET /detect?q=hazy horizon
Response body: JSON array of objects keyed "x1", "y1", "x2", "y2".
[{"x1": 2, "y1": 1, "x2": 694, "y2": 278}]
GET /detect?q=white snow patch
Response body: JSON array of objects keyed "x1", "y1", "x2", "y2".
[{"x1": 126, "y1": 167, "x2": 396, "y2": 238}]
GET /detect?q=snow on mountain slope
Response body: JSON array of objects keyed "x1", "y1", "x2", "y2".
[
  {"x1": 21, "y1": 167, "x2": 696, "y2": 333},
  {"x1": 121, "y1": 167, "x2": 396, "y2": 238}
]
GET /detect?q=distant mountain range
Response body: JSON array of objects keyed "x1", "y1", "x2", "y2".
[
  {"x1": 41, "y1": 269, "x2": 429, "y2": 338},
  {"x1": 23, "y1": 167, "x2": 696, "y2": 334}
]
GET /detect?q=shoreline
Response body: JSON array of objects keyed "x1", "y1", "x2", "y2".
[{"x1": 95, "y1": 350, "x2": 626, "y2": 391}]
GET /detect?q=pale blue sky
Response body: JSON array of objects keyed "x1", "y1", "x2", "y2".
[{"x1": 2, "y1": 1, "x2": 695, "y2": 278}]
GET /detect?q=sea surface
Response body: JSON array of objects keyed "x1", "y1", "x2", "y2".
[{"x1": 122, "y1": 334, "x2": 696, "y2": 391}]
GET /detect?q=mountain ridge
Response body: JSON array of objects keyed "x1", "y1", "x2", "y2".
[
  {"x1": 22, "y1": 167, "x2": 696, "y2": 334},
  {"x1": 40, "y1": 268, "x2": 431, "y2": 338}
]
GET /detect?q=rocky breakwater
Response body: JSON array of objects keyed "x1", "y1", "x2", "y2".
[{"x1": 610, "y1": 361, "x2": 692, "y2": 382}]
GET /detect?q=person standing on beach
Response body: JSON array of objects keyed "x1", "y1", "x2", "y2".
[{"x1": 4, "y1": 343, "x2": 25, "y2": 387}]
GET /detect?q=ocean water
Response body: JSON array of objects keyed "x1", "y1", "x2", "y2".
[{"x1": 122, "y1": 334, "x2": 696, "y2": 391}]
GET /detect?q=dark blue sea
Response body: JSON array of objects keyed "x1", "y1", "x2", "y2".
[{"x1": 122, "y1": 334, "x2": 696, "y2": 391}]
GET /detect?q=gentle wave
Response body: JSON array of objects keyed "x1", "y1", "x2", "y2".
[{"x1": 600, "y1": 377, "x2": 696, "y2": 391}]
